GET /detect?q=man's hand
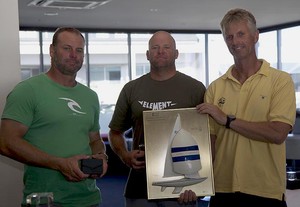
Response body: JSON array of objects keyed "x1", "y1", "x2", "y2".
[
  {"x1": 122, "y1": 150, "x2": 145, "y2": 170},
  {"x1": 58, "y1": 154, "x2": 90, "y2": 182},
  {"x1": 178, "y1": 190, "x2": 197, "y2": 205},
  {"x1": 89, "y1": 153, "x2": 108, "y2": 178},
  {"x1": 196, "y1": 103, "x2": 227, "y2": 125}
]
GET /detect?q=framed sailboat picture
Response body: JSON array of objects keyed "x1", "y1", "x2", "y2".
[{"x1": 143, "y1": 107, "x2": 215, "y2": 199}]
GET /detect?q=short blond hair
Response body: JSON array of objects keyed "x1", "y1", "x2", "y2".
[{"x1": 220, "y1": 8, "x2": 257, "y2": 34}]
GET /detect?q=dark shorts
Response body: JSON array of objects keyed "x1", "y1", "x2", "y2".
[{"x1": 209, "y1": 192, "x2": 287, "y2": 207}]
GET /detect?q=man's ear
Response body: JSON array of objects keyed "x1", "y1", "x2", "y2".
[
  {"x1": 175, "y1": 49, "x2": 179, "y2": 59},
  {"x1": 254, "y1": 30, "x2": 259, "y2": 44},
  {"x1": 49, "y1": 44, "x2": 54, "y2": 58},
  {"x1": 146, "y1": 50, "x2": 150, "y2": 60}
]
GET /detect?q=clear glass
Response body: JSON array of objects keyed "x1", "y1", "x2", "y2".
[
  {"x1": 26, "y1": 192, "x2": 53, "y2": 207},
  {"x1": 19, "y1": 27, "x2": 300, "y2": 131},
  {"x1": 172, "y1": 33, "x2": 206, "y2": 84},
  {"x1": 130, "y1": 33, "x2": 151, "y2": 80},
  {"x1": 207, "y1": 34, "x2": 232, "y2": 84},
  {"x1": 257, "y1": 31, "x2": 277, "y2": 68},
  {"x1": 88, "y1": 32, "x2": 129, "y2": 135},
  {"x1": 19, "y1": 31, "x2": 41, "y2": 80},
  {"x1": 42, "y1": 31, "x2": 53, "y2": 72},
  {"x1": 281, "y1": 26, "x2": 300, "y2": 109}
]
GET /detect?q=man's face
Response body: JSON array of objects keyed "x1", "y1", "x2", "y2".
[
  {"x1": 50, "y1": 31, "x2": 84, "y2": 76},
  {"x1": 223, "y1": 20, "x2": 258, "y2": 60},
  {"x1": 146, "y1": 32, "x2": 178, "y2": 70}
]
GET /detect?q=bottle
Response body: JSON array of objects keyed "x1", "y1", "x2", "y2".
[{"x1": 26, "y1": 192, "x2": 54, "y2": 207}]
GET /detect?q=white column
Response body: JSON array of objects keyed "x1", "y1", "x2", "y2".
[{"x1": 0, "y1": 0, "x2": 24, "y2": 206}]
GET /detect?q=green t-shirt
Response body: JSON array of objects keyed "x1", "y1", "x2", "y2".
[{"x1": 2, "y1": 74, "x2": 101, "y2": 206}]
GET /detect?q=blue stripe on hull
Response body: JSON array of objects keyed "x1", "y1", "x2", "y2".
[
  {"x1": 171, "y1": 145, "x2": 199, "y2": 153},
  {"x1": 172, "y1": 154, "x2": 200, "y2": 162}
]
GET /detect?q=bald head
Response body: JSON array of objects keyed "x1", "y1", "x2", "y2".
[
  {"x1": 146, "y1": 31, "x2": 179, "y2": 80},
  {"x1": 148, "y1": 31, "x2": 177, "y2": 50}
]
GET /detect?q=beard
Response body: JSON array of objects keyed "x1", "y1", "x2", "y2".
[
  {"x1": 151, "y1": 58, "x2": 175, "y2": 70},
  {"x1": 53, "y1": 57, "x2": 83, "y2": 76}
]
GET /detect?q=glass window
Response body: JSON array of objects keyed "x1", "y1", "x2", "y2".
[
  {"x1": 172, "y1": 33, "x2": 206, "y2": 84},
  {"x1": 208, "y1": 34, "x2": 232, "y2": 84},
  {"x1": 136, "y1": 65, "x2": 150, "y2": 77},
  {"x1": 88, "y1": 33, "x2": 129, "y2": 135},
  {"x1": 19, "y1": 27, "x2": 300, "y2": 133},
  {"x1": 19, "y1": 31, "x2": 40, "y2": 80},
  {"x1": 130, "y1": 33, "x2": 151, "y2": 79},
  {"x1": 42, "y1": 31, "x2": 53, "y2": 71},
  {"x1": 281, "y1": 26, "x2": 300, "y2": 109},
  {"x1": 257, "y1": 31, "x2": 277, "y2": 68},
  {"x1": 90, "y1": 66, "x2": 121, "y2": 81}
]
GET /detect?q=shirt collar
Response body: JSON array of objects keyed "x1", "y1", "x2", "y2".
[{"x1": 222, "y1": 59, "x2": 271, "y2": 81}]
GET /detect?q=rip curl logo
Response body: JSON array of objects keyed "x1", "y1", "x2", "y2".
[
  {"x1": 218, "y1": 97, "x2": 225, "y2": 107},
  {"x1": 59, "y1": 98, "x2": 86, "y2": 114},
  {"x1": 138, "y1": 101, "x2": 176, "y2": 110}
]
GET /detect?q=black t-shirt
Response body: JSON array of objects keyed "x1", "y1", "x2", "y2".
[{"x1": 109, "y1": 71, "x2": 206, "y2": 198}]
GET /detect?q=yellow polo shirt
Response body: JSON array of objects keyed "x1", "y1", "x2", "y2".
[{"x1": 205, "y1": 59, "x2": 296, "y2": 200}]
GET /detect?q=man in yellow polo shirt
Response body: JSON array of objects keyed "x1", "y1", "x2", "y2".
[{"x1": 196, "y1": 8, "x2": 296, "y2": 207}]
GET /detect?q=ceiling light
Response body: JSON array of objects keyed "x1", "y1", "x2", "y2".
[{"x1": 28, "y1": 0, "x2": 111, "y2": 10}]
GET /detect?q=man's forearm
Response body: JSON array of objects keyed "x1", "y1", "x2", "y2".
[{"x1": 108, "y1": 130, "x2": 128, "y2": 161}]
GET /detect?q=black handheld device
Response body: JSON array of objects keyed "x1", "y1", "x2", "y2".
[{"x1": 80, "y1": 158, "x2": 103, "y2": 175}]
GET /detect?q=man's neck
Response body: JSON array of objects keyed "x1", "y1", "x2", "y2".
[
  {"x1": 150, "y1": 68, "x2": 177, "y2": 81},
  {"x1": 232, "y1": 58, "x2": 262, "y2": 84},
  {"x1": 46, "y1": 68, "x2": 77, "y2": 87}
]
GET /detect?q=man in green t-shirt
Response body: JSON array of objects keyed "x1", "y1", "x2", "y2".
[{"x1": 0, "y1": 27, "x2": 108, "y2": 207}]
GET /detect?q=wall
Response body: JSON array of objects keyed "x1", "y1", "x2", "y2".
[{"x1": 0, "y1": 0, "x2": 24, "y2": 206}]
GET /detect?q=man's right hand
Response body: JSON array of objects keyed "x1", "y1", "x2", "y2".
[
  {"x1": 122, "y1": 150, "x2": 145, "y2": 170},
  {"x1": 58, "y1": 154, "x2": 90, "y2": 182}
]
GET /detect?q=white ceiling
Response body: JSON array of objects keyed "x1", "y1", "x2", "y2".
[{"x1": 19, "y1": 0, "x2": 300, "y2": 32}]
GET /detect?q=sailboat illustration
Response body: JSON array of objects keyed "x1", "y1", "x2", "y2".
[{"x1": 152, "y1": 114, "x2": 207, "y2": 194}]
